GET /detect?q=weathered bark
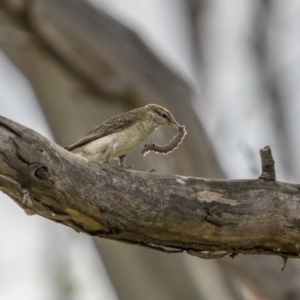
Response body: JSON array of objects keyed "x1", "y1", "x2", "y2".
[{"x1": 1, "y1": 115, "x2": 300, "y2": 261}]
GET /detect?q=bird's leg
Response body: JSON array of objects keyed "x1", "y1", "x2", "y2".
[
  {"x1": 119, "y1": 155, "x2": 133, "y2": 169},
  {"x1": 119, "y1": 155, "x2": 126, "y2": 167},
  {"x1": 103, "y1": 145, "x2": 114, "y2": 163}
]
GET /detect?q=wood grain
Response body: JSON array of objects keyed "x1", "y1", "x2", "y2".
[{"x1": 1, "y1": 115, "x2": 299, "y2": 260}]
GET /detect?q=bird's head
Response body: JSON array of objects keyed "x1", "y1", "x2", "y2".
[{"x1": 145, "y1": 104, "x2": 181, "y2": 129}]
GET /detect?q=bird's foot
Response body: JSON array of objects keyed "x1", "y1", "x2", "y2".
[
  {"x1": 118, "y1": 164, "x2": 133, "y2": 169},
  {"x1": 149, "y1": 169, "x2": 156, "y2": 173}
]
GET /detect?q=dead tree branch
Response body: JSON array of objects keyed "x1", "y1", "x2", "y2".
[{"x1": 1, "y1": 115, "x2": 300, "y2": 260}]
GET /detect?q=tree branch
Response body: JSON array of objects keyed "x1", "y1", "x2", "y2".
[{"x1": 1, "y1": 115, "x2": 300, "y2": 261}]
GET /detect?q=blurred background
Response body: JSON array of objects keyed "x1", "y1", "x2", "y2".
[{"x1": 0, "y1": 0, "x2": 300, "y2": 299}]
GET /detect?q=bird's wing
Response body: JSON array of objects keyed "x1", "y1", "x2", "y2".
[{"x1": 65, "y1": 111, "x2": 137, "y2": 151}]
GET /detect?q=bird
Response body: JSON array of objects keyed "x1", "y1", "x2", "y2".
[{"x1": 65, "y1": 104, "x2": 181, "y2": 167}]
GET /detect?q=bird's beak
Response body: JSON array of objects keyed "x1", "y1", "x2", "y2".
[{"x1": 171, "y1": 121, "x2": 181, "y2": 130}]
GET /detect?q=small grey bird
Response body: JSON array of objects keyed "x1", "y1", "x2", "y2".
[{"x1": 65, "y1": 104, "x2": 181, "y2": 167}]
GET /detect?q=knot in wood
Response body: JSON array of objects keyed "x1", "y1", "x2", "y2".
[{"x1": 35, "y1": 166, "x2": 49, "y2": 180}]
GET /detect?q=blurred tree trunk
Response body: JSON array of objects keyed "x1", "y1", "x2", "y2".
[
  {"x1": 7, "y1": 0, "x2": 300, "y2": 299},
  {"x1": 0, "y1": 1, "x2": 230, "y2": 300},
  {"x1": 194, "y1": 0, "x2": 300, "y2": 299}
]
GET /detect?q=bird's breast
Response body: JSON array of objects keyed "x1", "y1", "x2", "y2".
[{"x1": 72, "y1": 122, "x2": 155, "y2": 162}]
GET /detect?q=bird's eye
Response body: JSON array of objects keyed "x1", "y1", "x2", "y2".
[{"x1": 162, "y1": 114, "x2": 167, "y2": 118}]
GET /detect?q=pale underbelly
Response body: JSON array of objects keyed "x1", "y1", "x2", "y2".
[{"x1": 71, "y1": 130, "x2": 149, "y2": 162}]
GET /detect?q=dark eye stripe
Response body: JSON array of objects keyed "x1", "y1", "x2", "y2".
[{"x1": 153, "y1": 107, "x2": 169, "y2": 119}]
